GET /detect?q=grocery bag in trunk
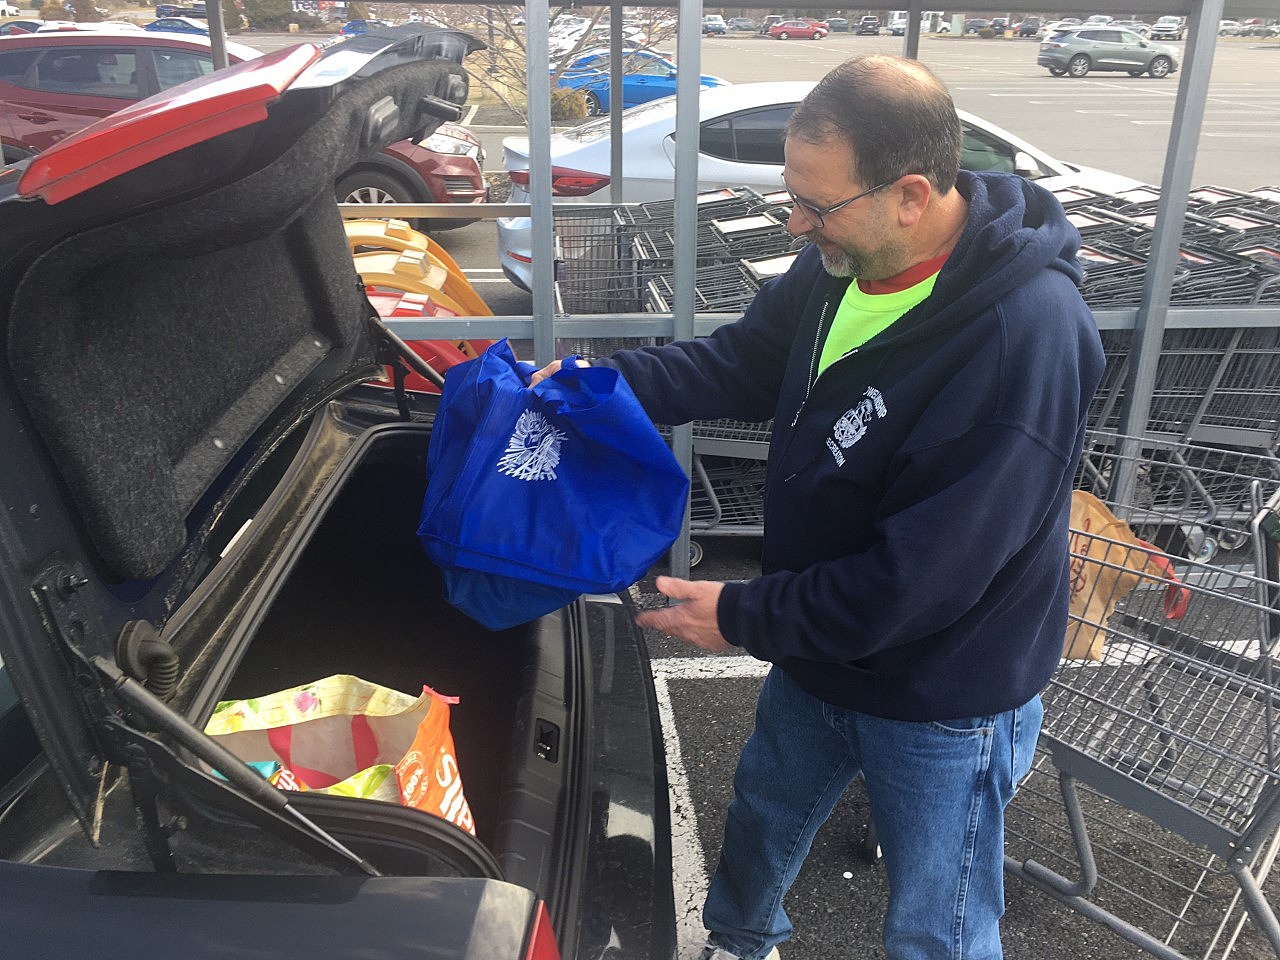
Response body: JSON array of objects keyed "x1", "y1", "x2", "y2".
[
  {"x1": 419, "y1": 338, "x2": 689, "y2": 629},
  {"x1": 205, "y1": 674, "x2": 474, "y2": 835},
  {"x1": 1065, "y1": 490, "x2": 1189, "y2": 660}
]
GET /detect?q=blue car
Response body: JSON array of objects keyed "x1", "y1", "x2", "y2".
[
  {"x1": 144, "y1": 15, "x2": 208, "y2": 34},
  {"x1": 554, "y1": 48, "x2": 727, "y2": 115},
  {"x1": 340, "y1": 18, "x2": 390, "y2": 36}
]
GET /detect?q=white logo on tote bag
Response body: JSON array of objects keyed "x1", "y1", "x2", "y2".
[{"x1": 497, "y1": 410, "x2": 566, "y2": 481}]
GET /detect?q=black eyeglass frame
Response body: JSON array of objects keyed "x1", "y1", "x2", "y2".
[{"x1": 781, "y1": 176, "x2": 899, "y2": 227}]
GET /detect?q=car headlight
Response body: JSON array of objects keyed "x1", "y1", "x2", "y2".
[{"x1": 422, "y1": 131, "x2": 479, "y2": 159}]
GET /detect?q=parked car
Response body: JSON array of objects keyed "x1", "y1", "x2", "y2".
[
  {"x1": 1014, "y1": 17, "x2": 1042, "y2": 37},
  {"x1": 1217, "y1": 19, "x2": 1243, "y2": 35},
  {"x1": 824, "y1": 16, "x2": 849, "y2": 31},
  {"x1": 990, "y1": 17, "x2": 1009, "y2": 32},
  {"x1": 802, "y1": 17, "x2": 830, "y2": 31},
  {"x1": 701, "y1": 17, "x2": 726, "y2": 35},
  {"x1": 855, "y1": 15, "x2": 880, "y2": 34},
  {"x1": 554, "y1": 48, "x2": 727, "y2": 116},
  {"x1": 1149, "y1": 15, "x2": 1184, "y2": 40},
  {"x1": 0, "y1": 24, "x2": 674, "y2": 960},
  {"x1": 727, "y1": 16, "x2": 756, "y2": 30},
  {"x1": 1038, "y1": 27, "x2": 1179, "y2": 78},
  {"x1": 495, "y1": 80, "x2": 1144, "y2": 291},
  {"x1": 0, "y1": 18, "x2": 44, "y2": 33},
  {"x1": 757, "y1": 14, "x2": 783, "y2": 34},
  {"x1": 143, "y1": 15, "x2": 209, "y2": 33},
  {"x1": 0, "y1": 29, "x2": 489, "y2": 226},
  {"x1": 1111, "y1": 20, "x2": 1151, "y2": 37},
  {"x1": 964, "y1": 18, "x2": 991, "y2": 34},
  {"x1": 768, "y1": 19, "x2": 826, "y2": 39},
  {"x1": 0, "y1": 2, "x2": 20, "y2": 15},
  {"x1": 339, "y1": 18, "x2": 390, "y2": 35},
  {"x1": 1036, "y1": 19, "x2": 1079, "y2": 39}
]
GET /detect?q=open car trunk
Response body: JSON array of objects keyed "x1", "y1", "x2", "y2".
[
  {"x1": 189, "y1": 419, "x2": 579, "y2": 892},
  {"x1": 0, "y1": 29, "x2": 674, "y2": 959}
]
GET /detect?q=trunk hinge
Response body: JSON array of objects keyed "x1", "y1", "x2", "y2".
[{"x1": 32, "y1": 563, "x2": 180, "y2": 863}]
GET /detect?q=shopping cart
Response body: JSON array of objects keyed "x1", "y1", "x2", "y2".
[
  {"x1": 1004, "y1": 434, "x2": 1280, "y2": 960},
  {"x1": 1086, "y1": 320, "x2": 1280, "y2": 455}
]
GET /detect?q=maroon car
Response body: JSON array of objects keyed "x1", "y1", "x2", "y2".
[
  {"x1": 768, "y1": 18, "x2": 827, "y2": 39},
  {"x1": 0, "y1": 27, "x2": 487, "y2": 226}
]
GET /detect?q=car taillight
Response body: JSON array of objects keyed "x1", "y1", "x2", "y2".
[
  {"x1": 524, "y1": 901, "x2": 561, "y2": 960},
  {"x1": 508, "y1": 167, "x2": 609, "y2": 198}
]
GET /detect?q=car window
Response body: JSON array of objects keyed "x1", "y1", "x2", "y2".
[
  {"x1": 153, "y1": 48, "x2": 214, "y2": 89},
  {"x1": 32, "y1": 47, "x2": 140, "y2": 99},
  {"x1": 1118, "y1": 30, "x2": 1143, "y2": 44},
  {"x1": 633, "y1": 57, "x2": 672, "y2": 77},
  {"x1": 699, "y1": 105, "x2": 793, "y2": 164},
  {"x1": 0, "y1": 48, "x2": 39, "y2": 82},
  {"x1": 959, "y1": 123, "x2": 1020, "y2": 175}
]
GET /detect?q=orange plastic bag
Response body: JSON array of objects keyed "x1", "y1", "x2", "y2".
[
  {"x1": 1065, "y1": 490, "x2": 1189, "y2": 660},
  {"x1": 205, "y1": 674, "x2": 474, "y2": 835}
]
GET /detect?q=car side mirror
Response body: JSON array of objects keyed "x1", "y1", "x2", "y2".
[
  {"x1": 668, "y1": 69, "x2": 677, "y2": 77},
  {"x1": 1013, "y1": 151, "x2": 1040, "y2": 177},
  {"x1": 1139, "y1": 39, "x2": 1148, "y2": 46}
]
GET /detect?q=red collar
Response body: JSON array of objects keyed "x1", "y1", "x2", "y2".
[{"x1": 857, "y1": 252, "x2": 949, "y2": 295}]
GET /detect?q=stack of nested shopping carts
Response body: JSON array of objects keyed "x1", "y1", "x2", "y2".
[
  {"x1": 553, "y1": 187, "x2": 794, "y2": 316},
  {"x1": 1052, "y1": 184, "x2": 1280, "y2": 307},
  {"x1": 1004, "y1": 430, "x2": 1280, "y2": 960}
]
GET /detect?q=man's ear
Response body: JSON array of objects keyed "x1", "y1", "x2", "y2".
[{"x1": 893, "y1": 174, "x2": 933, "y2": 227}]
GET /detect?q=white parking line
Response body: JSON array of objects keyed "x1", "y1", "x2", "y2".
[{"x1": 652, "y1": 656, "x2": 771, "y2": 960}]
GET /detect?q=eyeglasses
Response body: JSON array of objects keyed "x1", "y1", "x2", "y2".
[{"x1": 781, "y1": 176, "x2": 897, "y2": 227}]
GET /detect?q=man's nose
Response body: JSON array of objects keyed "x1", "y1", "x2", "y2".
[{"x1": 786, "y1": 205, "x2": 814, "y2": 238}]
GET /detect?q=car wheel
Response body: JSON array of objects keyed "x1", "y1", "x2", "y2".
[
  {"x1": 811, "y1": 31, "x2": 821, "y2": 38},
  {"x1": 1067, "y1": 54, "x2": 1091, "y2": 77},
  {"x1": 1148, "y1": 56, "x2": 1172, "y2": 78},
  {"x1": 1048, "y1": 66, "x2": 1067, "y2": 76},
  {"x1": 335, "y1": 170, "x2": 427, "y2": 226},
  {"x1": 778, "y1": 31, "x2": 789, "y2": 39},
  {"x1": 584, "y1": 91, "x2": 603, "y2": 116}
]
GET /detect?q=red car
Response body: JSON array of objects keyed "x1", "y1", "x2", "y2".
[
  {"x1": 0, "y1": 28, "x2": 487, "y2": 226},
  {"x1": 768, "y1": 19, "x2": 827, "y2": 39}
]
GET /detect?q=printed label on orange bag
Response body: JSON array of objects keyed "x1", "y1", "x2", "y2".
[{"x1": 396, "y1": 688, "x2": 475, "y2": 835}]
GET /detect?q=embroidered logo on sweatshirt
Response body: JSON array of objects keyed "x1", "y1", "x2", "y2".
[
  {"x1": 826, "y1": 387, "x2": 887, "y2": 467},
  {"x1": 498, "y1": 410, "x2": 566, "y2": 481}
]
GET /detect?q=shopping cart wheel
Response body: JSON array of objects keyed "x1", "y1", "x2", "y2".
[{"x1": 689, "y1": 540, "x2": 705, "y2": 567}]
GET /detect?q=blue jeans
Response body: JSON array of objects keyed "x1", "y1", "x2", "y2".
[{"x1": 703, "y1": 667, "x2": 1042, "y2": 960}]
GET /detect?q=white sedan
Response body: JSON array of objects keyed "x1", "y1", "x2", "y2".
[{"x1": 496, "y1": 81, "x2": 1144, "y2": 291}]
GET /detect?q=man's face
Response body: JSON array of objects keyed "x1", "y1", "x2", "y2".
[{"x1": 782, "y1": 136, "x2": 906, "y2": 281}]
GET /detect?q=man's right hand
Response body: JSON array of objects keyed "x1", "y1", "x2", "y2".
[{"x1": 528, "y1": 357, "x2": 591, "y2": 387}]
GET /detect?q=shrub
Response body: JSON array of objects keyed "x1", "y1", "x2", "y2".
[
  {"x1": 37, "y1": 2, "x2": 65, "y2": 19},
  {"x1": 978, "y1": 27, "x2": 996, "y2": 38},
  {"x1": 550, "y1": 88, "x2": 588, "y2": 122}
]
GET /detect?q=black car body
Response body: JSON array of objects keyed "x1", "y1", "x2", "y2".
[
  {"x1": 0, "y1": 25, "x2": 674, "y2": 960},
  {"x1": 855, "y1": 15, "x2": 880, "y2": 34}
]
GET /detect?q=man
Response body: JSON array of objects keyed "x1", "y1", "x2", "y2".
[{"x1": 533, "y1": 55, "x2": 1104, "y2": 959}]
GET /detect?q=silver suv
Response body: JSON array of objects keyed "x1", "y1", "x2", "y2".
[{"x1": 1149, "y1": 16, "x2": 1184, "y2": 40}]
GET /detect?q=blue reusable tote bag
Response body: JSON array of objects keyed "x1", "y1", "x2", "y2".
[{"x1": 419, "y1": 339, "x2": 690, "y2": 629}]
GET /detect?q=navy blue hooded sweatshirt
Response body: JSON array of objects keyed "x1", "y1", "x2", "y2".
[{"x1": 601, "y1": 171, "x2": 1106, "y2": 721}]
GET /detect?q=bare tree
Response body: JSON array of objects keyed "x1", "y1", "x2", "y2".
[{"x1": 417, "y1": 5, "x2": 677, "y2": 124}]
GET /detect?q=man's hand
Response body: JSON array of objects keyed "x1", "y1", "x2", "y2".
[
  {"x1": 635, "y1": 576, "x2": 732, "y2": 653},
  {"x1": 528, "y1": 357, "x2": 591, "y2": 387}
]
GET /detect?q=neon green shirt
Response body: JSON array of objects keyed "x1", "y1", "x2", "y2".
[{"x1": 817, "y1": 272, "x2": 940, "y2": 377}]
